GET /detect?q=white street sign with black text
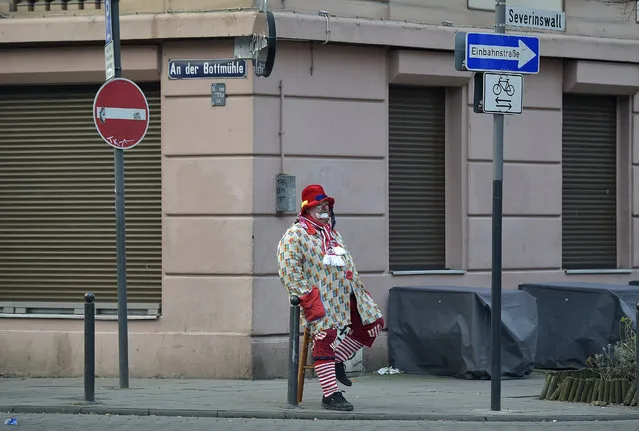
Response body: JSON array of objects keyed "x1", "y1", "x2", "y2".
[
  {"x1": 506, "y1": 6, "x2": 565, "y2": 32},
  {"x1": 104, "y1": 0, "x2": 114, "y2": 80},
  {"x1": 482, "y1": 73, "x2": 524, "y2": 115},
  {"x1": 105, "y1": 42, "x2": 115, "y2": 81}
]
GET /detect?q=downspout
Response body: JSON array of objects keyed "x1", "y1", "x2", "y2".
[{"x1": 279, "y1": 79, "x2": 284, "y2": 173}]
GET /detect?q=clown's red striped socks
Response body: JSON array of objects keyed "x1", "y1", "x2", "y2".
[
  {"x1": 335, "y1": 335, "x2": 364, "y2": 363},
  {"x1": 314, "y1": 360, "x2": 339, "y2": 397}
]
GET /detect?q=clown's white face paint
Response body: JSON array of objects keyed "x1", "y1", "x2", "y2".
[{"x1": 307, "y1": 202, "x2": 331, "y2": 224}]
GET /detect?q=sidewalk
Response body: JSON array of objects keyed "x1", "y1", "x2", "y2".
[{"x1": 2, "y1": 371, "x2": 639, "y2": 422}]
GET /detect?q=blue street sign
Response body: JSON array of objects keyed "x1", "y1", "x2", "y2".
[
  {"x1": 465, "y1": 32, "x2": 540, "y2": 74},
  {"x1": 168, "y1": 59, "x2": 248, "y2": 79},
  {"x1": 105, "y1": 0, "x2": 112, "y2": 45}
]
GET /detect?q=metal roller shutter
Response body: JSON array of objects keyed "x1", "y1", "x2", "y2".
[
  {"x1": 0, "y1": 83, "x2": 162, "y2": 306},
  {"x1": 389, "y1": 85, "x2": 446, "y2": 271},
  {"x1": 562, "y1": 94, "x2": 617, "y2": 270}
]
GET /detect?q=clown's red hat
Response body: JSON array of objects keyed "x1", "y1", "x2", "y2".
[{"x1": 300, "y1": 184, "x2": 335, "y2": 210}]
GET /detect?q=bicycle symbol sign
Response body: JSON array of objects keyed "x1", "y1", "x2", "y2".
[
  {"x1": 492, "y1": 76, "x2": 515, "y2": 97},
  {"x1": 482, "y1": 72, "x2": 524, "y2": 115}
]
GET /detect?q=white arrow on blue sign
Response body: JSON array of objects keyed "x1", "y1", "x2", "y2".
[{"x1": 465, "y1": 32, "x2": 540, "y2": 74}]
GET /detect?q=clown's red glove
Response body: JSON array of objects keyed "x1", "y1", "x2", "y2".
[{"x1": 299, "y1": 286, "x2": 326, "y2": 322}]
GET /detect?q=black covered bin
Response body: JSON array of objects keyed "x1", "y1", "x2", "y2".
[
  {"x1": 519, "y1": 281, "x2": 639, "y2": 370},
  {"x1": 388, "y1": 286, "x2": 538, "y2": 379}
]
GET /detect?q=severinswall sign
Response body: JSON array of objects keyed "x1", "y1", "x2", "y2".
[{"x1": 506, "y1": 6, "x2": 565, "y2": 32}]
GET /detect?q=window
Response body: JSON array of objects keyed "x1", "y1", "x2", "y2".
[
  {"x1": 562, "y1": 94, "x2": 617, "y2": 269},
  {"x1": 389, "y1": 85, "x2": 446, "y2": 271},
  {"x1": 0, "y1": 84, "x2": 162, "y2": 315}
]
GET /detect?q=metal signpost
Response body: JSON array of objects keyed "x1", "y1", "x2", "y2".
[
  {"x1": 97, "y1": 0, "x2": 149, "y2": 389},
  {"x1": 489, "y1": 2, "x2": 506, "y2": 411},
  {"x1": 454, "y1": 0, "x2": 541, "y2": 412}
]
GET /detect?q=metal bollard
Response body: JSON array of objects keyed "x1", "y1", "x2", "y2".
[
  {"x1": 287, "y1": 296, "x2": 301, "y2": 407},
  {"x1": 84, "y1": 292, "x2": 96, "y2": 402},
  {"x1": 636, "y1": 302, "x2": 639, "y2": 408}
]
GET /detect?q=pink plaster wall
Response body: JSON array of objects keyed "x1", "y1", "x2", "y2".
[{"x1": 2, "y1": 13, "x2": 639, "y2": 378}]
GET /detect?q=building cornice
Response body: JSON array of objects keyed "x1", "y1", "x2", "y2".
[
  {"x1": 1, "y1": 9, "x2": 638, "y2": 64},
  {"x1": 0, "y1": 10, "x2": 259, "y2": 44},
  {"x1": 273, "y1": 11, "x2": 639, "y2": 64}
]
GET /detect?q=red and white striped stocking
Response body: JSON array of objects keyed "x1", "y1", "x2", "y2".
[
  {"x1": 335, "y1": 335, "x2": 364, "y2": 363},
  {"x1": 314, "y1": 360, "x2": 339, "y2": 397}
]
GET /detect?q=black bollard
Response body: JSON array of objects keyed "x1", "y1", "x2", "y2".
[
  {"x1": 287, "y1": 296, "x2": 301, "y2": 407},
  {"x1": 84, "y1": 292, "x2": 95, "y2": 402}
]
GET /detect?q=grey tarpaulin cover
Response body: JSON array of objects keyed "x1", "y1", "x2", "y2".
[
  {"x1": 518, "y1": 282, "x2": 639, "y2": 370},
  {"x1": 388, "y1": 286, "x2": 538, "y2": 379}
]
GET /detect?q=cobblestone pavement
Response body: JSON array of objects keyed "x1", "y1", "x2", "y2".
[{"x1": 1, "y1": 414, "x2": 639, "y2": 431}]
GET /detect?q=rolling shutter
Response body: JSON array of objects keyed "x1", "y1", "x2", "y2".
[
  {"x1": 562, "y1": 94, "x2": 617, "y2": 270},
  {"x1": 0, "y1": 83, "x2": 162, "y2": 307},
  {"x1": 389, "y1": 85, "x2": 446, "y2": 271}
]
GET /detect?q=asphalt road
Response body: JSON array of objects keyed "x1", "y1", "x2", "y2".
[{"x1": 2, "y1": 414, "x2": 639, "y2": 431}]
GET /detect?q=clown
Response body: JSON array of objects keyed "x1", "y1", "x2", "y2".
[{"x1": 277, "y1": 184, "x2": 384, "y2": 411}]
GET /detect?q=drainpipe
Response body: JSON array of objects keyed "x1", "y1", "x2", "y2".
[
  {"x1": 275, "y1": 80, "x2": 296, "y2": 214},
  {"x1": 279, "y1": 79, "x2": 284, "y2": 173}
]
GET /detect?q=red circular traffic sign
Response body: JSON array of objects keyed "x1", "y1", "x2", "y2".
[{"x1": 93, "y1": 78, "x2": 149, "y2": 150}]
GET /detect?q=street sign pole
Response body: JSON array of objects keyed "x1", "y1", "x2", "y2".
[
  {"x1": 108, "y1": 0, "x2": 129, "y2": 390},
  {"x1": 491, "y1": 0, "x2": 506, "y2": 412},
  {"x1": 455, "y1": 4, "x2": 539, "y2": 413}
]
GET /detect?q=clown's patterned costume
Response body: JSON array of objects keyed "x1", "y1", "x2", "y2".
[
  {"x1": 277, "y1": 185, "x2": 384, "y2": 411},
  {"x1": 277, "y1": 223, "x2": 382, "y2": 333}
]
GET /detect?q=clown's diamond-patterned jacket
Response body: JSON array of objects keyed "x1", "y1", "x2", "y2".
[{"x1": 277, "y1": 221, "x2": 383, "y2": 335}]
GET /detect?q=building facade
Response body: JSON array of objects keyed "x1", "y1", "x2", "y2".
[{"x1": 1, "y1": 0, "x2": 639, "y2": 378}]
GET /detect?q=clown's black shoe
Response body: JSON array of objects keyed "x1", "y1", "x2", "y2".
[
  {"x1": 335, "y1": 361, "x2": 353, "y2": 387},
  {"x1": 321, "y1": 391, "x2": 354, "y2": 411}
]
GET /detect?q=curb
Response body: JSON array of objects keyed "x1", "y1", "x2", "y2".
[{"x1": 2, "y1": 405, "x2": 639, "y2": 422}]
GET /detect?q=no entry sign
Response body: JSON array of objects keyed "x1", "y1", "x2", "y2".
[{"x1": 93, "y1": 78, "x2": 149, "y2": 150}]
